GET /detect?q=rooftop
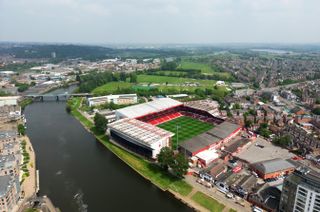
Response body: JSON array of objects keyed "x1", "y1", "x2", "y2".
[
  {"x1": 251, "y1": 158, "x2": 295, "y2": 174},
  {"x1": 0, "y1": 175, "x2": 11, "y2": 197},
  {"x1": 236, "y1": 137, "x2": 295, "y2": 164},
  {"x1": 116, "y1": 98, "x2": 182, "y2": 119},
  {"x1": 108, "y1": 118, "x2": 174, "y2": 147},
  {"x1": 207, "y1": 122, "x2": 241, "y2": 139},
  {"x1": 179, "y1": 121, "x2": 240, "y2": 154}
]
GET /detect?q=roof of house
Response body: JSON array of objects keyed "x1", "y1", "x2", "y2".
[
  {"x1": 251, "y1": 158, "x2": 295, "y2": 175},
  {"x1": 116, "y1": 98, "x2": 182, "y2": 119}
]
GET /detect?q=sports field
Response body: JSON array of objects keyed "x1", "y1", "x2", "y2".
[{"x1": 158, "y1": 116, "x2": 214, "y2": 148}]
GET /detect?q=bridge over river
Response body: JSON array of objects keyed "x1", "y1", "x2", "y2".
[{"x1": 24, "y1": 93, "x2": 92, "y2": 101}]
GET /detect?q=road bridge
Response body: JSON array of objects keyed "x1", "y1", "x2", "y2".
[{"x1": 24, "y1": 93, "x2": 92, "y2": 101}]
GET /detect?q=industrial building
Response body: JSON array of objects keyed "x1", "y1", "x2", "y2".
[
  {"x1": 87, "y1": 94, "x2": 138, "y2": 107},
  {"x1": 107, "y1": 118, "x2": 174, "y2": 158},
  {"x1": 250, "y1": 158, "x2": 295, "y2": 180},
  {"x1": 179, "y1": 122, "x2": 241, "y2": 157},
  {"x1": 279, "y1": 168, "x2": 320, "y2": 212}
]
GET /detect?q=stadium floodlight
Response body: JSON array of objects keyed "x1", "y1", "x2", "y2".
[{"x1": 176, "y1": 125, "x2": 180, "y2": 150}]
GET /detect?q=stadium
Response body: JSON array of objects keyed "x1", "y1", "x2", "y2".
[{"x1": 108, "y1": 98, "x2": 241, "y2": 160}]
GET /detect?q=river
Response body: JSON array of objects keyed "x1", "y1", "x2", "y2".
[{"x1": 24, "y1": 87, "x2": 193, "y2": 212}]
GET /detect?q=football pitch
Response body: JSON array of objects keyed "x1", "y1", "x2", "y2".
[{"x1": 158, "y1": 116, "x2": 214, "y2": 148}]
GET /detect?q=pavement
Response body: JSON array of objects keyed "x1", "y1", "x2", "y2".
[
  {"x1": 184, "y1": 175, "x2": 252, "y2": 212},
  {"x1": 21, "y1": 136, "x2": 37, "y2": 200}
]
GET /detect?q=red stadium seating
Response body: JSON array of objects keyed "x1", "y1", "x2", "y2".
[{"x1": 137, "y1": 105, "x2": 224, "y2": 126}]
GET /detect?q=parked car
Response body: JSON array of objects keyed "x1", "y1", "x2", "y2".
[
  {"x1": 252, "y1": 206, "x2": 263, "y2": 212},
  {"x1": 226, "y1": 192, "x2": 234, "y2": 199}
]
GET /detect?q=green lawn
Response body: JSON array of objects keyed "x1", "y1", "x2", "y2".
[
  {"x1": 180, "y1": 60, "x2": 231, "y2": 77},
  {"x1": 137, "y1": 74, "x2": 216, "y2": 86},
  {"x1": 92, "y1": 74, "x2": 219, "y2": 95},
  {"x1": 191, "y1": 191, "x2": 225, "y2": 212},
  {"x1": 158, "y1": 116, "x2": 214, "y2": 148},
  {"x1": 68, "y1": 98, "x2": 193, "y2": 196},
  {"x1": 92, "y1": 81, "x2": 133, "y2": 95}
]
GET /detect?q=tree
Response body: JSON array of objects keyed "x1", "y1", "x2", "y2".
[
  {"x1": 171, "y1": 153, "x2": 189, "y2": 178},
  {"x1": 257, "y1": 123, "x2": 271, "y2": 138},
  {"x1": 273, "y1": 135, "x2": 291, "y2": 147},
  {"x1": 129, "y1": 73, "x2": 137, "y2": 83},
  {"x1": 120, "y1": 72, "x2": 126, "y2": 81},
  {"x1": 94, "y1": 113, "x2": 108, "y2": 133},
  {"x1": 245, "y1": 119, "x2": 253, "y2": 128},
  {"x1": 312, "y1": 108, "x2": 320, "y2": 115},
  {"x1": 76, "y1": 74, "x2": 81, "y2": 82},
  {"x1": 65, "y1": 104, "x2": 72, "y2": 113},
  {"x1": 157, "y1": 147, "x2": 174, "y2": 170},
  {"x1": 18, "y1": 124, "x2": 26, "y2": 135}
]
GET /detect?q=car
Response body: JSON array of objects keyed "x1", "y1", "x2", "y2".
[
  {"x1": 226, "y1": 192, "x2": 234, "y2": 199},
  {"x1": 252, "y1": 206, "x2": 263, "y2": 212},
  {"x1": 255, "y1": 144, "x2": 264, "y2": 148}
]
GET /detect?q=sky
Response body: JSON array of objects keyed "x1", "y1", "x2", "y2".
[{"x1": 0, "y1": 0, "x2": 319, "y2": 44}]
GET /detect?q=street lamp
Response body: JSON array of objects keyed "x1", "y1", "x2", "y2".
[{"x1": 176, "y1": 125, "x2": 180, "y2": 150}]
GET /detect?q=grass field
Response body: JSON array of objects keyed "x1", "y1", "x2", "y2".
[
  {"x1": 191, "y1": 191, "x2": 225, "y2": 212},
  {"x1": 158, "y1": 116, "x2": 214, "y2": 148},
  {"x1": 92, "y1": 74, "x2": 219, "y2": 95},
  {"x1": 137, "y1": 74, "x2": 216, "y2": 86},
  {"x1": 180, "y1": 60, "x2": 231, "y2": 78},
  {"x1": 92, "y1": 81, "x2": 133, "y2": 95}
]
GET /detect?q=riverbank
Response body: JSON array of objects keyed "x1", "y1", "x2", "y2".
[{"x1": 68, "y1": 97, "x2": 235, "y2": 212}]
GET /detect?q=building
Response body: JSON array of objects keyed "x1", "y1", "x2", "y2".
[
  {"x1": 87, "y1": 94, "x2": 138, "y2": 107},
  {"x1": 0, "y1": 97, "x2": 20, "y2": 107},
  {"x1": 179, "y1": 122, "x2": 241, "y2": 156},
  {"x1": 250, "y1": 158, "x2": 295, "y2": 180},
  {"x1": 107, "y1": 118, "x2": 174, "y2": 158},
  {"x1": 0, "y1": 155, "x2": 20, "y2": 177},
  {"x1": 115, "y1": 98, "x2": 182, "y2": 119},
  {"x1": 279, "y1": 168, "x2": 320, "y2": 212},
  {"x1": 0, "y1": 175, "x2": 20, "y2": 212}
]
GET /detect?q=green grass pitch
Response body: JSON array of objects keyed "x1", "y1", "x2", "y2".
[{"x1": 158, "y1": 116, "x2": 214, "y2": 148}]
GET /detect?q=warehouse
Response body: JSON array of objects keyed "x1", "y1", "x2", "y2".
[
  {"x1": 250, "y1": 158, "x2": 295, "y2": 180},
  {"x1": 107, "y1": 118, "x2": 174, "y2": 158},
  {"x1": 179, "y1": 122, "x2": 241, "y2": 157}
]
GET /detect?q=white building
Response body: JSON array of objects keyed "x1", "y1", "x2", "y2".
[
  {"x1": 87, "y1": 94, "x2": 138, "y2": 107},
  {"x1": 0, "y1": 97, "x2": 20, "y2": 107},
  {"x1": 115, "y1": 98, "x2": 182, "y2": 119},
  {"x1": 108, "y1": 118, "x2": 174, "y2": 158}
]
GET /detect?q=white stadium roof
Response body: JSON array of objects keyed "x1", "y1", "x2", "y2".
[
  {"x1": 108, "y1": 118, "x2": 174, "y2": 146},
  {"x1": 116, "y1": 98, "x2": 182, "y2": 119}
]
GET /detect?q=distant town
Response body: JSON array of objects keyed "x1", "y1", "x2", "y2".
[{"x1": 1, "y1": 43, "x2": 320, "y2": 212}]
